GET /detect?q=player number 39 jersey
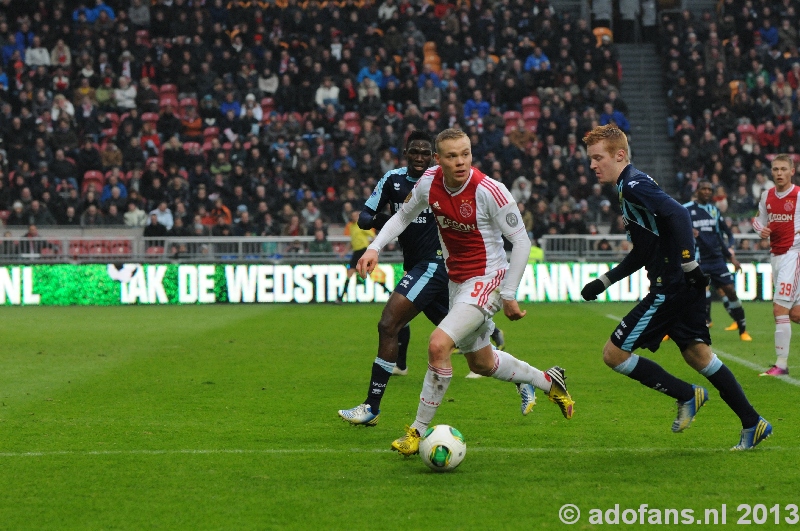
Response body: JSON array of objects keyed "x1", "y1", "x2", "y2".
[{"x1": 753, "y1": 184, "x2": 800, "y2": 255}]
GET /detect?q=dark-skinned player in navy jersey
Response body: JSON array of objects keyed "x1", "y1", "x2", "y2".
[
  {"x1": 580, "y1": 125, "x2": 771, "y2": 450},
  {"x1": 684, "y1": 180, "x2": 751, "y2": 341},
  {"x1": 337, "y1": 131, "x2": 528, "y2": 427}
]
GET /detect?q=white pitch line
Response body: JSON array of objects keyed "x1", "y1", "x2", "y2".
[
  {"x1": 0, "y1": 446, "x2": 797, "y2": 458},
  {"x1": 605, "y1": 314, "x2": 800, "y2": 387}
]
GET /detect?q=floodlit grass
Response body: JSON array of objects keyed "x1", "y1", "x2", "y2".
[{"x1": 0, "y1": 302, "x2": 797, "y2": 530}]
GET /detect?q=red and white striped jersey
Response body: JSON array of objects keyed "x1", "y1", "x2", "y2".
[
  {"x1": 404, "y1": 165, "x2": 525, "y2": 283},
  {"x1": 753, "y1": 185, "x2": 800, "y2": 255}
]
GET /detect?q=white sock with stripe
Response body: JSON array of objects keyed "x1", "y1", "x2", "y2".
[
  {"x1": 775, "y1": 316, "x2": 791, "y2": 370},
  {"x1": 488, "y1": 350, "x2": 552, "y2": 392},
  {"x1": 410, "y1": 365, "x2": 452, "y2": 434}
]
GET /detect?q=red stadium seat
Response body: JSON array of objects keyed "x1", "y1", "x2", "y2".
[
  {"x1": 183, "y1": 142, "x2": 201, "y2": 153},
  {"x1": 85, "y1": 241, "x2": 108, "y2": 255},
  {"x1": 142, "y1": 112, "x2": 160, "y2": 124},
  {"x1": 261, "y1": 97, "x2": 275, "y2": 113},
  {"x1": 203, "y1": 126, "x2": 220, "y2": 139},
  {"x1": 159, "y1": 84, "x2": 178, "y2": 97},
  {"x1": 108, "y1": 240, "x2": 132, "y2": 255},
  {"x1": 521, "y1": 95, "x2": 540, "y2": 109},
  {"x1": 503, "y1": 110, "x2": 521, "y2": 124},
  {"x1": 343, "y1": 111, "x2": 361, "y2": 123},
  {"x1": 523, "y1": 108, "x2": 541, "y2": 121},
  {"x1": 737, "y1": 123, "x2": 756, "y2": 135},
  {"x1": 146, "y1": 246, "x2": 165, "y2": 255},
  {"x1": 82, "y1": 170, "x2": 105, "y2": 194}
]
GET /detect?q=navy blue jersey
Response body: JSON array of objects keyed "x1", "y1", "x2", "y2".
[
  {"x1": 683, "y1": 201, "x2": 734, "y2": 262},
  {"x1": 360, "y1": 167, "x2": 442, "y2": 271},
  {"x1": 609, "y1": 165, "x2": 696, "y2": 294}
]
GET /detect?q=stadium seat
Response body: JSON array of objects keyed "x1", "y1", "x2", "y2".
[
  {"x1": 146, "y1": 246, "x2": 165, "y2": 255},
  {"x1": 343, "y1": 111, "x2": 361, "y2": 123},
  {"x1": 68, "y1": 242, "x2": 84, "y2": 257},
  {"x1": 524, "y1": 119, "x2": 538, "y2": 131},
  {"x1": 82, "y1": 170, "x2": 105, "y2": 194},
  {"x1": 159, "y1": 84, "x2": 178, "y2": 98},
  {"x1": 345, "y1": 123, "x2": 361, "y2": 136},
  {"x1": 521, "y1": 95, "x2": 540, "y2": 109},
  {"x1": 159, "y1": 96, "x2": 179, "y2": 109},
  {"x1": 736, "y1": 123, "x2": 756, "y2": 135},
  {"x1": 183, "y1": 142, "x2": 201, "y2": 153},
  {"x1": 135, "y1": 29, "x2": 150, "y2": 45},
  {"x1": 108, "y1": 240, "x2": 132, "y2": 256},
  {"x1": 503, "y1": 110, "x2": 521, "y2": 124},
  {"x1": 523, "y1": 108, "x2": 541, "y2": 121},
  {"x1": 142, "y1": 112, "x2": 159, "y2": 124},
  {"x1": 203, "y1": 126, "x2": 220, "y2": 140},
  {"x1": 85, "y1": 241, "x2": 108, "y2": 255},
  {"x1": 261, "y1": 97, "x2": 275, "y2": 113}
]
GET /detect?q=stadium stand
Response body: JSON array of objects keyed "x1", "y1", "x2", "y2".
[{"x1": 0, "y1": 0, "x2": 643, "y2": 260}]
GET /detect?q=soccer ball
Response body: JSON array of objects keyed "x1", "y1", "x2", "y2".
[{"x1": 419, "y1": 424, "x2": 466, "y2": 472}]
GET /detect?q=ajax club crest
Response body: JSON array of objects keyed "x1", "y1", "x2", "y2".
[{"x1": 459, "y1": 200, "x2": 474, "y2": 218}]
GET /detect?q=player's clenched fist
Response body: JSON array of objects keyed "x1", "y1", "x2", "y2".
[
  {"x1": 581, "y1": 274, "x2": 610, "y2": 301},
  {"x1": 357, "y1": 249, "x2": 379, "y2": 278}
]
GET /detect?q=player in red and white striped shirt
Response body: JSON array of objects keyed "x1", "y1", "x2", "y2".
[
  {"x1": 753, "y1": 154, "x2": 800, "y2": 376},
  {"x1": 357, "y1": 128, "x2": 574, "y2": 455}
]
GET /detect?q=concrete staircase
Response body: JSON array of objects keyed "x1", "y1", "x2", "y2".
[{"x1": 616, "y1": 43, "x2": 676, "y2": 192}]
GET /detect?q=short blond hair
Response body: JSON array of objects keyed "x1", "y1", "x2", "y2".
[
  {"x1": 435, "y1": 128, "x2": 468, "y2": 153},
  {"x1": 582, "y1": 124, "x2": 630, "y2": 162},
  {"x1": 772, "y1": 153, "x2": 795, "y2": 169}
]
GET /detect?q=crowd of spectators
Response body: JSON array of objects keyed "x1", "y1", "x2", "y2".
[
  {"x1": 0, "y1": 0, "x2": 631, "y2": 250},
  {"x1": 660, "y1": 3, "x2": 800, "y2": 239}
]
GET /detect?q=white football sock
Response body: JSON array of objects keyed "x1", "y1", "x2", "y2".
[
  {"x1": 488, "y1": 350, "x2": 551, "y2": 392},
  {"x1": 410, "y1": 365, "x2": 452, "y2": 434},
  {"x1": 775, "y1": 316, "x2": 791, "y2": 369}
]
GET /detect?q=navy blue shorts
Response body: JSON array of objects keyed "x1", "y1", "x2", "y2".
[
  {"x1": 349, "y1": 248, "x2": 367, "y2": 269},
  {"x1": 701, "y1": 258, "x2": 734, "y2": 288},
  {"x1": 610, "y1": 286, "x2": 711, "y2": 353},
  {"x1": 393, "y1": 259, "x2": 450, "y2": 325}
]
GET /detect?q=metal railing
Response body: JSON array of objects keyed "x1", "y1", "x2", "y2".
[
  {"x1": 0, "y1": 235, "x2": 404, "y2": 264},
  {"x1": 0, "y1": 234, "x2": 770, "y2": 264},
  {"x1": 540, "y1": 234, "x2": 769, "y2": 262}
]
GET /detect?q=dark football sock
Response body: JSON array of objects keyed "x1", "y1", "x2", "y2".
[
  {"x1": 396, "y1": 324, "x2": 410, "y2": 371},
  {"x1": 626, "y1": 356, "x2": 695, "y2": 401},
  {"x1": 728, "y1": 300, "x2": 746, "y2": 333},
  {"x1": 364, "y1": 357, "x2": 394, "y2": 412},
  {"x1": 704, "y1": 364, "x2": 759, "y2": 428}
]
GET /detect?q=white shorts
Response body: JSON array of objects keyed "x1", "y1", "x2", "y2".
[
  {"x1": 771, "y1": 251, "x2": 800, "y2": 308},
  {"x1": 437, "y1": 271, "x2": 504, "y2": 353}
]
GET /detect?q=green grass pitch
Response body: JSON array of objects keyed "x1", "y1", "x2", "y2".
[{"x1": 0, "y1": 302, "x2": 798, "y2": 529}]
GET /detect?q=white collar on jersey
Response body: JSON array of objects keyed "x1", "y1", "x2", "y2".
[{"x1": 444, "y1": 168, "x2": 474, "y2": 194}]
